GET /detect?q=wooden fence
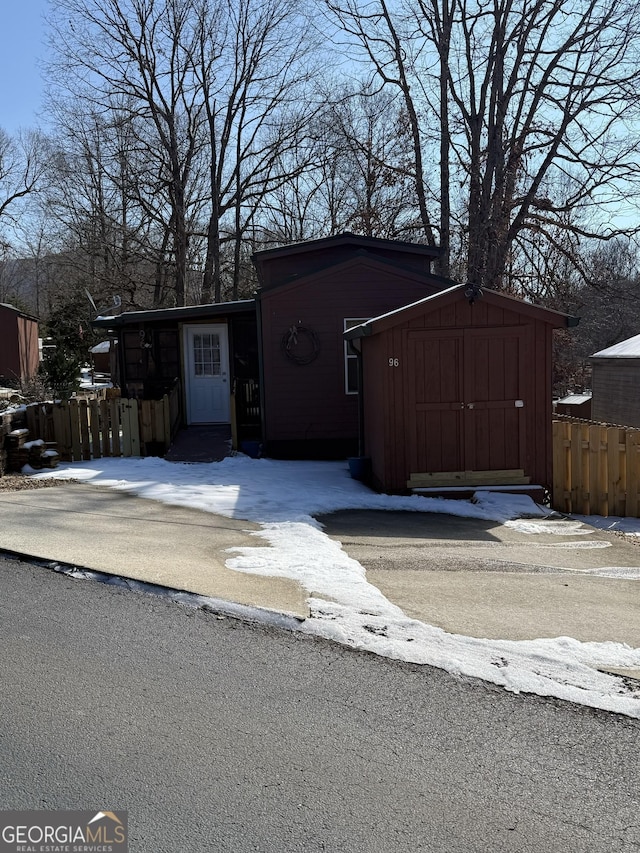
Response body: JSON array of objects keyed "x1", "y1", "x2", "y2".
[
  {"x1": 25, "y1": 386, "x2": 181, "y2": 463},
  {"x1": 552, "y1": 419, "x2": 640, "y2": 517}
]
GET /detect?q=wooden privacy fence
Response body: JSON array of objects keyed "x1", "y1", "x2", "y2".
[
  {"x1": 25, "y1": 391, "x2": 180, "y2": 462},
  {"x1": 553, "y1": 419, "x2": 640, "y2": 517}
]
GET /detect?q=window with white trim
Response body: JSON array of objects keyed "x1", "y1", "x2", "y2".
[
  {"x1": 344, "y1": 318, "x2": 368, "y2": 394},
  {"x1": 193, "y1": 332, "x2": 221, "y2": 376}
]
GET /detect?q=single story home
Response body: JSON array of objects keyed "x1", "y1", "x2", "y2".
[
  {"x1": 93, "y1": 233, "x2": 574, "y2": 492},
  {"x1": 93, "y1": 233, "x2": 449, "y2": 457}
]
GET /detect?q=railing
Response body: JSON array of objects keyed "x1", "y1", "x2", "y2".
[
  {"x1": 552, "y1": 418, "x2": 640, "y2": 517},
  {"x1": 231, "y1": 378, "x2": 261, "y2": 448},
  {"x1": 24, "y1": 382, "x2": 181, "y2": 463}
]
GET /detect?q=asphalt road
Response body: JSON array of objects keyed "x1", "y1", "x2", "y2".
[{"x1": 1, "y1": 556, "x2": 639, "y2": 853}]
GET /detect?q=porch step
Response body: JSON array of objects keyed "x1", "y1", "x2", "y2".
[{"x1": 407, "y1": 468, "x2": 530, "y2": 489}]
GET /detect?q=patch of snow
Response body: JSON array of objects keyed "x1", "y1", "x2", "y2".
[
  {"x1": 504, "y1": 519, "x2": 593, "y2": 535},
  {"x1": 564, "y1": 566, "x2": 640, "y2": 579}
]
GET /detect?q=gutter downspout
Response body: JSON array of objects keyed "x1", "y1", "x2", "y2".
[{"x1": 350, "y1": 336, "x2": 365, "y2": 458}]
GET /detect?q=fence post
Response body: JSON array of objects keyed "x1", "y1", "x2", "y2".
[
  {"x1": 626, "y1": 430, "x2": 640, "y2": 517},
  {"x1": 89, "y1": 399, "x2": 101, "y2": 459},
  {"x1": 79, "y1": 399, "x2": 91, "y2": 460},
  {"x1": 110, "y1": 398, "x2": 122, "y2": 456},
  {"x1": 587, "y1": 425, "x2": 604, "y2": 516},
  {"x1": 140, "y1": 400, "x2": 153, "y2": 455},
  {"x1": 68, "y1": 399, "x2": 82, "y2": 461},
  {"x1": 118, "y1": 398, "x2": 140, "y2": 457},
  {"x1": 163, "y1": 395, "x2": 170, "y2": 451},
  {"x1": 552, "y1": 421, "x2": 569, "y2": 513},
  {"x1": 607, "y1": 427, "x2": 623, "y2": 517}
]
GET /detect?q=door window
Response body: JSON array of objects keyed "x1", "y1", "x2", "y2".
[{"x1": 193, "y1": 333, "x2": 221, "y2": 376}]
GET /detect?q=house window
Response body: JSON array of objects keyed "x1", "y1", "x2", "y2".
[
  {"x1": 193, "y1": 332, "x2": 221, "y2": 376},
  {"x1": 344, "y1": 319, "x2": 368, "y2": 394}
]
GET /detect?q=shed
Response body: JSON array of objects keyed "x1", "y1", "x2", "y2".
[
  {"x1": 590, "y1": 334, "x2": 640, "y2": 427},
  {"x1": 554, "y1": 392, "x2": 592, "y2": 420},
  {"x1": 253, "y1": 232, "x2": 448, "y2": 458},
  {"x1": 345, "y1": 284, "x2": 576, "y2": 494},
  {"x1": 90, "y1": 340, "x2": 114, "y2": 375},
  {"x1": 0, "y1": 302, "x2": 39, "y2": 385}
]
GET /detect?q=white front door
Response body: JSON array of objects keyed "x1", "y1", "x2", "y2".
[{"x1": 184, "y1": 324, "x2": 230, "y2": 423}]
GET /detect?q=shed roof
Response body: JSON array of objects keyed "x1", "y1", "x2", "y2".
[
  {"x1": 344, "y1": 283, "x2": 577, "y2": 340},
  {"x1": 0, "y1": 302, "x2": 39, "y2": 323},
  {"x1": 556, "y1": 393, "x2": 592, "y2": 405},
  {"x1": 92, "y1": 299, "x2": 256, "y2": 330},
  {"x1": 591, "y1": 334, "x2": 640, "y2": 359}
]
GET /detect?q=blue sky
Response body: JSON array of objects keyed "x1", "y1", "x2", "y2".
[{"x1": 0, "y1": 0, "x2": 49, "y2": 134}]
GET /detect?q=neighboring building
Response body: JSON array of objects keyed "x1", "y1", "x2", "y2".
[
  {"x1": 90, "y1": 340, "x2": 113, "y2": 375},
  {"x1": 345, "y1": 284, "x2": 576, "y2": 493},
  {"x1": 0, "y1": 303, "x2": 39, "y2": 385},
  {"x1": 590, "y1": 334, "x2": 640, "y2": 427},
  {"x1": 554, "y1": 392, "x2": 592, "y2": 420}
]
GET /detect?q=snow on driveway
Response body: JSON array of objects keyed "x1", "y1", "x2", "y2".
[{"x1": 29, "y1": 455, "x2": 640, "y2": 718}]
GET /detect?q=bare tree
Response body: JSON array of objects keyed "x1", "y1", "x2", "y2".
[
  {"x1": 323, "y1": 1, "x2": 442, "y2": 254},
  {"x1": 257, "y1": 86, "x2": 423, "y2": 244},
  {"x1": 325, "y1": 0, "x2": 640, "y2": 292},
  {"x1": 320, "y1": 87, "x2": 421, "y2": 238},
  {"x1": 0, "y1": 128, "x2": 49, "y2": 238},
  {"x1": 47, "y1": 0, "x2": 207, "y2": 306},
  {"x1": 193, "y1": 0, "x2": 317, "y2": 301},
  {"x1": 46, "y1": 0, "x2": 318, "y2": 305}
]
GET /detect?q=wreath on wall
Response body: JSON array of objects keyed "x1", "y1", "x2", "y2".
[{"x1": 281, "y1": 324, "x2": 320, "y2": 365}]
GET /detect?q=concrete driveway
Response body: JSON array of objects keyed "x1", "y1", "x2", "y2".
[
  {"x1": 317, "y1": 510, "x2": 640, "y2": 648},
  {"x1": 0, "y1": 483, "x2": 309, "y2": 618},
  {"x1": 1, "y1": 480, "x2": 639, "y2": 658}
]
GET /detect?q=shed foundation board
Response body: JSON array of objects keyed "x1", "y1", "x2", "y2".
[{"x1": 408, "y1": 469, "x2": 531, "y2": 488}]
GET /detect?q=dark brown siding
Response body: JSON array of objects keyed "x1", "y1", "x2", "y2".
[
  {"x1": 259, "y1": 262, "x2": 441, "y2": 452},
  {"x1": 591, "y1": 360, "x2": 640, "y2": 427},
  {"x1": 0, "y1": 306, "x2": 39, "y2": 383},
  {"x1": 255, "y1": 237, "x2": 439, "y2": 291},
  {"x1": 0, "y1": 308, "x2": 20, "y2": 382},
  {"x1": 118, "y1": 311, "x2": 259, "y2": 428},
  {"x1": 121, "y1": 324, "x2": 181, "y2": 398}
]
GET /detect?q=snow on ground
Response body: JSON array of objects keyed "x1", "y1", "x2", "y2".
[{"x1": 28, "y1": 455, "x2": 640, "y2": 718}]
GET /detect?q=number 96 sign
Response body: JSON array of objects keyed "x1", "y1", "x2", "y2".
[{"x1": 388, "y1": 357, "x2": 399, "y2": 367}]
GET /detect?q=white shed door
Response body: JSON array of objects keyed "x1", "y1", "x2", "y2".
[{"x1": 184, "y1": 324, "x2": 230, "y2": 423}]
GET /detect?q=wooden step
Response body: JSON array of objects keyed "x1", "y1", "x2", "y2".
[{"x1": 407, "y1": 469, "x2": 530, "y2": 489}]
